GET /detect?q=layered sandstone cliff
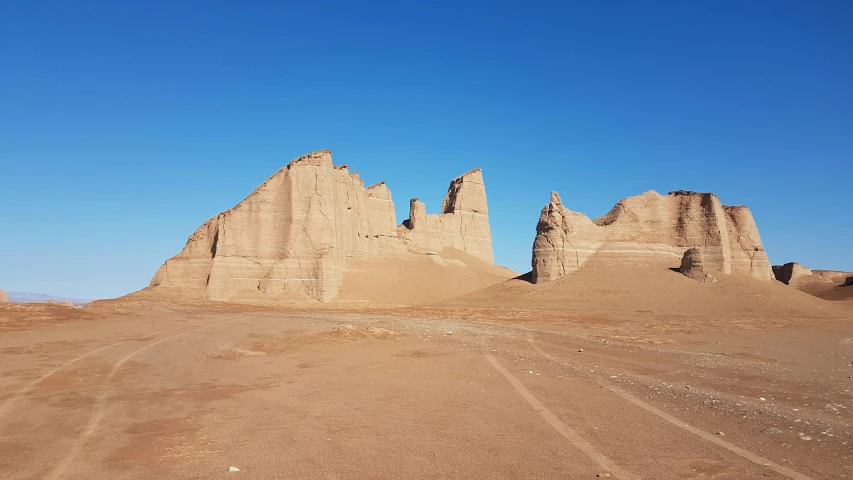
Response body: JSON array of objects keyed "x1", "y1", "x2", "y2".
[
  {"x1": 150, "y1": 151, "x2": 495, "y2": 302},
  {"x1": 532, "y1": 190, "x2": 773, "y2": 284},
  {"x1": 397, "y1": 168, "x2": 494, "y2": 263}
]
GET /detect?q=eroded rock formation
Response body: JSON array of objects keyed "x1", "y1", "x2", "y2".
[
  {"x1": 0, "y1": 289, "x2": 9, "y2": 303},
  {"x1": 679, "y1": 248, "x2": 719, "y2": 283},
  {"x1": 397, "y1": 168, "x2": 493, "y2": 263},
  {"x1": 151, "y1": 151, "x2": 495, "y2": 302},
  {"x1": 773, "y1": 263, "x2": 853, "y2": 288},
  {"x1": 532, "y1": 190, "x2": 773, "y2": 284},
  {"x1": 772, "y1": 262, "x2": 814, "y2": 286}
]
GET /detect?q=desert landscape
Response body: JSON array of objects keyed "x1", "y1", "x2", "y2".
[{"x1": 1, "y1": 151, "x2": 850, "y2": 479}]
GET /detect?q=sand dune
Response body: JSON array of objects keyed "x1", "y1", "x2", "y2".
[
  {"x1": 335, "y1": 248, "x2": 516, "y2": 305},
  {"x1": 449, "y1": 255, "x2": 850, "y2": 321}
]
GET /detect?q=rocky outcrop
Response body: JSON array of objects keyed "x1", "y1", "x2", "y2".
[
  {"x1": 532, "y1": 190, "x2": 773, "y2": 284},
  {"x1": 46, "y1": 299, "x2": 75, "y2": 307},
  {"x1": 773, "y1": 263, "x2": 853, "y2": 287},
  {"x1": 844, "y1": 277, "x2": 853, "y2": 287},
  {"x1": 679, "y1": 248, "x2": 719, "y2": 283},
  {"x1": 397, "y1": 168, "x2": 493, "y2": 263},
  {"x1": 0, "y1": 289, "x2": 8, "y2": 303},
  {"x1": 772, "y1": 262, "x2": 813, "y2": 285},
  {"x1": 151, "y1": 151, "x2": 495, "y2": 302}
]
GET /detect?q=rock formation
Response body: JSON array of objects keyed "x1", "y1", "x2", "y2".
[
  {"x1": 45, "y1": 299, "x2": 75, "y2": 307},
  {"x1": 771, "y1": 263, "x2": 853, "y2": 301},
  {"x1": 773, "y1": 263, "x2": 852, "y2": 287},
  {"x1": 0, "y1": 289, "x2": 8, "y2": 303},
  {"x1": 679, "y1": 247, "x2": 719, "y2": 283},
  {"x1": 772, "y1": 262, "x2": 814, "y2": 286},
  {"x1": 532, "y1": 190, "x2": 773, "y2": 284},
  {"x1": 150, "y1": 151, "x2": 495, "y2": 302},
  {"x1": 398, "y1": 168, "x2": 493, "y2": 263}
]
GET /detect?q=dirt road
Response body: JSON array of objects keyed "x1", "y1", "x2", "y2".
[{"x1": 1, "y1": 306, "x2": 850, "y2": 479}]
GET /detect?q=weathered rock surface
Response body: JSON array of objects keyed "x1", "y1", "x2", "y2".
[
  {"x1": 151, "y1": 151, "x2": 495, "y2": 302},
  {"x1": 532, "y1": 190, "x2": 773, "y2": 284},
  {"x1": 45, "y1": 299, "x2": 75, "y2": 307},
  {"x1": 772, "y1": 262, "x2": 814, "y2": 286},
  {"x1": 679, "y1": 247, "x2": 720, "y2": 283},
  {"x1": 398, "y1": 168, "x2": 493, "y2": 264},
  {"x1": 771, "y1": 263, "x2": 853, "y2": 301},
  {"x1": 0, "y1": 289, "x2": 9, "y2": 303}
]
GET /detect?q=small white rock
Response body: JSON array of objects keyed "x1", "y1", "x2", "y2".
[
  {"x1": 446, "y1": 330, "x2": 453, "y2": 335},
  {"x1": 759, "y1": 397, "x2": 766, "y2": 401},
  {"x1": 578, "y1": 348, "x2": 584, "y2": 352},
  {"x1": 229, "y1": 466, "x2": 240, "y2": 472}
]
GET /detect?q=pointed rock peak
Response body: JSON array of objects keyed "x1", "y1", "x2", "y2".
[{"x1": 550, "y1": 191, "x2": 563, "y2": 205}]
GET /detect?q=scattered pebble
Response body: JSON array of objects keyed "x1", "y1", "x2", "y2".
[
  {"x1": 759, "y1": 397, "x2": 766, "y2": 401},
  {"x1": 596, "y1": 474, "x2": 612, "y2": 478},
  {"x1": 446, "y1": 330, "x2": 453, "y2": 335},
  {"x1": 799, "y1": 435, "x2": 813, "y2": 441},
  {"x1": 578, "y1": 348, "x2": 584, "y2": 352},
  {"x1": 716, "y1": 431, "x2": 724, "y2": 436},
  {"x1": 229, "y1": 466, "x2": 240, "y2": 472},
  {"x1": 761, "y1": 427, "x2": 782, "y2": 434}
]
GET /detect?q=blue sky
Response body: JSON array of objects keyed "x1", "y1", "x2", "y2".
[{"x1": 1, "y1": 1, "x2": 851, "y2": 299}]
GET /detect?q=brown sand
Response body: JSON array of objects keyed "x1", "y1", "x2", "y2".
[
  {"x1": 796, "y1": 276, "x2": 853, "y2": 303},
  {"x1": 335, "y1": 248, "x2": 517, "y2": 305},
  {"x1": 2, "y1": 262, "x2": 852, "y2": 480}
]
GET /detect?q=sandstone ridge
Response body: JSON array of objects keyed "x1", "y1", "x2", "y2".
[
  {"x1": 772, "y1": 262, "x2": 853, "y2": 302},
  {"x1": 532, "y1": 190, "x2": 773, "y2": 283},
  {"x1": 150, "y1": 151, "x2": 496, "y2": 303},
  {"x1": 0, "y1": 289, "x2": 8, "y2": 303},
  {"x1": 398, "y1": 168, "x2": 493, "y2": 263}
]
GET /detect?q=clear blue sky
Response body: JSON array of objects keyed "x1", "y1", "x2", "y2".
[{"x1": 1, "y1": 1, "x2": 851, "y2": 299}]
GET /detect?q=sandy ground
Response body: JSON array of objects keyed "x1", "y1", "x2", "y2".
[{"x1": 1, "y1": 295, "x2": 851, "y2": 480}]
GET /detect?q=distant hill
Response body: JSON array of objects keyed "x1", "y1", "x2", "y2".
[{"x1": 6, "y1": 291, "x2": 91, "y2": 306}]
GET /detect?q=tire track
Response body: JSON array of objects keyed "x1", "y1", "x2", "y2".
[
  {"x1": 485, "y1": 353, "x2": 639, "y2": 479},
  {"x1": 42, "y1": 317, "x2": 249, "y2": 480},
  {"x1": 0, "y1": 322, "x2": 197, "y2": 420},
  {"x1": 525, "y1": 332, "x2": 813, "y2": 480}
]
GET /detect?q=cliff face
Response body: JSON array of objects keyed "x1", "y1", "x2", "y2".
[
  {"x1": 532, "y1": 190, "x2": 773, "y2": 284},
  {"x1": 0, "y1": 289, "x2": 8, "y2": 303},
  {"x1": 150, "y1": 151, "x2": 495, "y2": 302},
  {"x1": 397, "y1": 168, "x2": 494, "y2": 264}
]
